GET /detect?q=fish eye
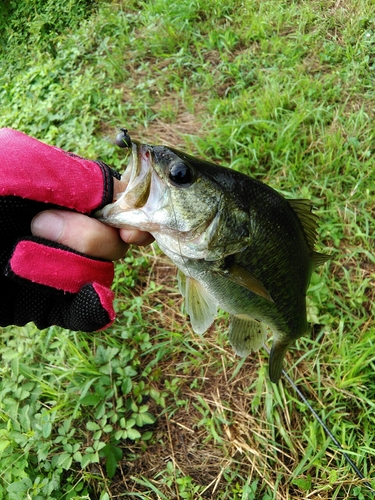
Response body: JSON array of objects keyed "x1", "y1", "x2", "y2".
[{"x1": 168, "y1": 161, "x2": 195, "y2": 187}]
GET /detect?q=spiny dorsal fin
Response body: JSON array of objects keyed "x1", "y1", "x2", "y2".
[
  {"x1": 288, "y1": 199, "x2": 330, "y2": 267},
  {"x1": 288, "y1": 199, "x2": 319, "y2": 249}
]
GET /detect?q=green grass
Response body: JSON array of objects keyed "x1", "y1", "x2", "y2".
[{"x1": 1, "y1": 0, "x2": 375, "y2": 498}]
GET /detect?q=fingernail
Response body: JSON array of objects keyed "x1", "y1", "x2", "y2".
[{"x1": 31, "y1": 211, "x2": 65, "y2": 242}]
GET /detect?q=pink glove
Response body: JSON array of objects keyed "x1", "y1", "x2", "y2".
[{"x1": 0, "y1": 128, "x2": 120, "y2": 331}]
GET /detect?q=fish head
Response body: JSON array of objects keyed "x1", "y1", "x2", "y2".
[{"x1": 97, "y1": 141, "x2": 251, "y2": 260}]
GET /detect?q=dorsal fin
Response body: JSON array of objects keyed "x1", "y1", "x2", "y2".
[
  {"x1": 288, "y1": 199, "x2": 320, "y2": 249},
  {"x1": 288, "y1": 199, "x2": 330, "y2": 267},
  {"x1": 313, "y1": 251, "x2": 330, "y2": 267}
]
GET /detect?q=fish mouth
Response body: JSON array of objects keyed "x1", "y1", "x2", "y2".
[
  {"x1": 97, "y1": 141, "x2": 154, "y2": 224},
  {"x1": 114, "y1": 141, "x2": 152, "y2": 209}
]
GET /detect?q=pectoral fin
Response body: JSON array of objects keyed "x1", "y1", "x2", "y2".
[
  {"x1": 229, "y1": 315, "x2": 267, "y2": 356},
  {"x1": 177, "y1": 270, "x2": 217, "y2": 335},
  {"x1": 218, "y1": 263, "x2": 273, "y2": 302},
  {"x1": 177, "y1": 269, "x2": 187, "y2": 297}
]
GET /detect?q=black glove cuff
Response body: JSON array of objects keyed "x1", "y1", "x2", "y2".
[{"x1": 94, "y1": 160, "x2": 121, "y2": 212}]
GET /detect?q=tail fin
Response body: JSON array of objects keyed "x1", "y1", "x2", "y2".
[{"x1": 268, "y1": 341, "x2": 290, "y2": 383}]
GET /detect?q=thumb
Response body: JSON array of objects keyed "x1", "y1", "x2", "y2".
[{"x1": 31, "y1": 210, "x2": 128, "y2": 260}]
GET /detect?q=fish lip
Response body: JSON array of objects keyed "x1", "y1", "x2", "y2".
[
  {"x1": 96, "y1": 141, "x2": 153, "y2": 222},
  {"x1": 115, "y1": 141, "x2": 153, "y2": 209}
]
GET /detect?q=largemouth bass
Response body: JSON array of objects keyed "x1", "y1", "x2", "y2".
[{"x1": 98, "y1": 131, "x2": 328, "y2": 383}]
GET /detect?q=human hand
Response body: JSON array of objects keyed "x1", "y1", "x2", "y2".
[
  {"x1": 31, "y1": 180, "x2": 154, "y2": 260},
  {"x1": 0, "y1": 128, "x2": 152, "y2": 332}
]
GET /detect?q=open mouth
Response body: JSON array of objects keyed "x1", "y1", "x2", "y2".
[
  {"x1": 114, "y1": 141, "x2": 152, "y2": 210},
  {"x1": 96, "y1": 141, "x2": 153, "y2": 224}
]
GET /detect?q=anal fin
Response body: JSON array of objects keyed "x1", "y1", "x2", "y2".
[{"x1": 229, "y1": 315, "x2": 267, "y2": 357}]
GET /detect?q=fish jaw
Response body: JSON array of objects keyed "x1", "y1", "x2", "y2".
[
  {"x1": 98, "y1": 142, "x2": 153, "y2": 228},
  {"x1": 118, "y1": 142, "x2": 152, "y2": 209},
  {"x1": 97, "y1": 142, "x2": 177, "y2": 233}
]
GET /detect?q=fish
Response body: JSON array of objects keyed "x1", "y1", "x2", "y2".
[{"x1": 97, "y1": 131, "x2": 329, "y2": 383}]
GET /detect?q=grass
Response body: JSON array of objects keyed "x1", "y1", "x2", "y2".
[{"x1": 1, "y1": 0, "x2": 375, "y2": 498}]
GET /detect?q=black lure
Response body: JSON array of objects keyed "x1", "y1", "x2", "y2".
[{"x1": 115, "y1": 128, "x2": 132, "y2": 148}]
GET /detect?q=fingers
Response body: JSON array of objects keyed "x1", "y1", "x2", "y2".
[
  {"x1": 31, "y1": 210, "x2": 129, "y2": 261},
  {"x1": 119, "y1": 228, "x2": 155, "y2": 246},
  {"x1": 30, "y1": 176, "x2": 155, "y2": 260}
]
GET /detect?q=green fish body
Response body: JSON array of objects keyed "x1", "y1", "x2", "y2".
[{"x1": 98, "y1": 141, "x2": 328, "y2": 382}]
